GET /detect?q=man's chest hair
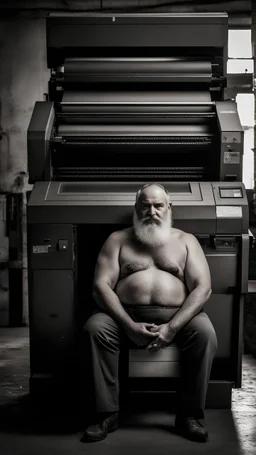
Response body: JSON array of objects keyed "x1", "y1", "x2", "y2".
[{"x1": 120, "y1": 241, "x2": 187, "y2": 276}]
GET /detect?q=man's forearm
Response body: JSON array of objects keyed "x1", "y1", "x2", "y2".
[
  {"x1": 168, "y1": 286, "x2": 212, "y2": 334},
  {"x1": 93, "y1": 283, "x2": 135, "y2": 331}
]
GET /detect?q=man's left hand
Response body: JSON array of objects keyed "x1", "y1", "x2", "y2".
[{"x1": 146, "y1": 323, "x2": 177, "y2": 351}]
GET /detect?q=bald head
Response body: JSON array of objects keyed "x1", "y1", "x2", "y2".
[{"x1": 135, "y1": 183, "x2": 170, "y2": 208}]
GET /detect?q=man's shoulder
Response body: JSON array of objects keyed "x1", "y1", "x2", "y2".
[
  {"x1": 171, "y1": 227, "x2": 196, "y2": 243},
  {"x1": 107, "y1": 227, "x2": 132, "y2": 243}
]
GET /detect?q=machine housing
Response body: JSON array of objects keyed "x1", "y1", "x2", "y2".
[{"x1": 27, "y1": 12, "x2": 249, "y2": 410}]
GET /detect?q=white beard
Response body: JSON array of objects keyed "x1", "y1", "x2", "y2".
[{"x1": 133, "y1": 210, "x2": 172, "y2": 248}]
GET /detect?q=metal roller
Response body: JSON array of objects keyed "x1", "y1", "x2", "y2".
[{"x1": 63, "y1": 58, "x2": 212, "y2": 83}]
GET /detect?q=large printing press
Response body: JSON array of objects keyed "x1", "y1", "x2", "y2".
[{"x1": 27, "y1": 12, "x2": 249, "y2": 408}]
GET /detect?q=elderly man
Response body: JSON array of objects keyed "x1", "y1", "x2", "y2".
[{"x1": 82, "y1": 183, "x2": 217, "y2": 443}]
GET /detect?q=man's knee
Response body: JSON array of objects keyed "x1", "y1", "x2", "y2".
[
  {"x1": 83, "y1": 313, "x2": 121, "y2": 352},
  {"x1": 83, "y1": 313, "x2": 109, "y2": 338},
  {"x1": 195, "y1": 315, "x2": 218, "y2": 353}
]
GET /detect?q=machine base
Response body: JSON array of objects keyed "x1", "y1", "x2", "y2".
[
  {"x1": 29, "y1": 376, "x2": 233, "y2": 415},
  {"x1": 119, "y1": 379, "x2": 233, "y2": 410}
]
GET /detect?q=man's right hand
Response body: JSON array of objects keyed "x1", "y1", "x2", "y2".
[{"x1": 126, "y1": 322, "x2": 160, "y2": 346}]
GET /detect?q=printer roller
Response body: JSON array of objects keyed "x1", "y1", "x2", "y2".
[
  {"x1": 57, "y1": 124, "x2": 212, "y2": 137},
  {"x1": 63, "y1": 58, "x2": 212, "y2": 83},
  {"x1": 58, "y1": 91, "x2": 214, "y2": 123}
]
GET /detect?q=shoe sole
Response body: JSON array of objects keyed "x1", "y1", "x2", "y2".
[
  {"x1": 81, "y1": 422, "x2": 119, "y2": 442},
  {"x1": 176, "y1": 427, "x2": 208, "y2": 443}
]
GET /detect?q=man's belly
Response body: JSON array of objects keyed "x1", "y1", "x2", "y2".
[{"x1": 115, "y1": 269, "x2": 187, "y2": 307}]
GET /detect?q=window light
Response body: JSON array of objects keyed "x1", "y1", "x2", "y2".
[
  {"x1": 228, "y1": 30, "x2": 252, "y2": 58},
  {"x1": 227, "y1": 59, "x2": 254, "y2": 74},
  {"x1": 236, "y1": 94, "x2": 254, "y2": 127}
]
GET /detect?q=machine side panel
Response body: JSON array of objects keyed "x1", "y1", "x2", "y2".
[
  {"x1": 206, "y1": 252, "x2": 237, "y2": 294},
  {"x1": 27, "y1": 102, "x2": 55, "y2": 183},
  {"x1": 216, "y1": 101, "x2": 244, "y2": 181},
  {"x1": 29, "y1": 269, "x2": 75, "y2": 374}
]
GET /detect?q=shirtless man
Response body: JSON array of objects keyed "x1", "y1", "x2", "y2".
[{"x1": 82, "y1": 183, "x2": 217, "y2": 443}]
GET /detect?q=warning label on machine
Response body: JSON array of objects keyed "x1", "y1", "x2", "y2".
[
  {"x1": 33, "y1": 245, "x2": 50, "y2": 254},
  {"x1": 224, "y1": 151, "x2": 240, "y2": 164}
]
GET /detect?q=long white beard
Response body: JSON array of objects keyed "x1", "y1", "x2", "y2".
[{"x1": 133, "y1": 211, "x2": 172, "y2": 247}]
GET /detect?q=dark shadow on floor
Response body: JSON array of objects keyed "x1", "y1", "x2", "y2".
[
  {"x1": 0, "y1": 392, "x2": 244, "y2": 455},
  {"x1": 0, "y1": 410, "x2": 244, "y2": 455},
  {"x1": 0, "y1": 394, "x2": 82, "y2": 434}
]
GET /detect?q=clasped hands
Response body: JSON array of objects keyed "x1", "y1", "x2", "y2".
[{"x1": 127, "y1": 321, "x2": 176, "y2": 352}]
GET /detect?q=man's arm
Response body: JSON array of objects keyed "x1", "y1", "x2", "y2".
[
  {"x1": 167, "y1": 233, "x2": 212, "y2": 334},
  {"x1": 92, "y1": 231, "x2": 135, "y2": 331}
]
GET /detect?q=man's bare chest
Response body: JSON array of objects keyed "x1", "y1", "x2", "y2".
[{"x1": 119, "y1": 242, "x2": 187, "y2": 280}]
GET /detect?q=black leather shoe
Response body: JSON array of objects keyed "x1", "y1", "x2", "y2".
[
  {"x1": 81, "y1": 412, "x2": 119, "y2": 442},
  {"x1": 175, "y1": 415, "x2": 208, "y2": 442}
]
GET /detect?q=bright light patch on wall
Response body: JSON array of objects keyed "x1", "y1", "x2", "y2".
[
  {"x1": 236, "y1": 94, "x2": 254, "y2": 127},
  {"x1": 236, "y1": 94, "x2": 254, "y2": 189},
  {"x1": 228, "y1": 30, "x2": 252, "y2": 58},
  {"x1": 242, "y1": 129, "x2": 254, "y2": 189},
  {"x1": 227, "y1": 59, "x2": 254, "y2": 74}
]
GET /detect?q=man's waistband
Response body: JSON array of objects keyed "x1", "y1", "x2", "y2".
[{"x1": 124, "y1": 305, "x2": 180, "y2": 324}]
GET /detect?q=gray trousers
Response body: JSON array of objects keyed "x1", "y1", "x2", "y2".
[{"x1": 83, "y1": 306, "x2": 218, "y2": 419}]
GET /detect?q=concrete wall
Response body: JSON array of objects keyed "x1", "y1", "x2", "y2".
[
  {"x1": 0, "y1": 12, "x2": 49, "y2": 325},
  {"x1": 0, "y1": 13, "x2": 49, "y2": 193}
]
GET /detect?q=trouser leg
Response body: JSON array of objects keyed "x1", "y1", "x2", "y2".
[
  {"x1": 83, "y1": 311, "x2": 122, "y2": 412},
  {"x1": 174, "y1": 311, "x2": 218, "y2": 419}
]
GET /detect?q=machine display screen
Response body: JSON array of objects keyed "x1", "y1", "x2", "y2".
[{"x1": 219, "y1": 188, "x2": 243, "y2": 198}]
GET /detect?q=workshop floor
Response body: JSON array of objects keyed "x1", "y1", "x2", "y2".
[{"x1": 0, "y1": 327, "x2": 256, "y2": 455}]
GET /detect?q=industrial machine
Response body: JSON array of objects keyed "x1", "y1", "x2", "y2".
[{"x1": 27, "y1": 12, "x2": 249, "y2": 409}]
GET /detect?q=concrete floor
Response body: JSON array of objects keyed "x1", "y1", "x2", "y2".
[{"x1": 0, "y1": 328, "x2": 256, "y2": 455}]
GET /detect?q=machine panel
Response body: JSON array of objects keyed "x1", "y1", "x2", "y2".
[
  {"x1": 29, "y1": 269, "x2": 75, "y2": 374},
  {"x1": 28, "y1": 224, "x2": 74, "y2": 270}
]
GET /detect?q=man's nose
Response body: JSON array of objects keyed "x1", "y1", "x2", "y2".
[{"x1": 148, "y1": 205, "x2": 156, "y2": 215}]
